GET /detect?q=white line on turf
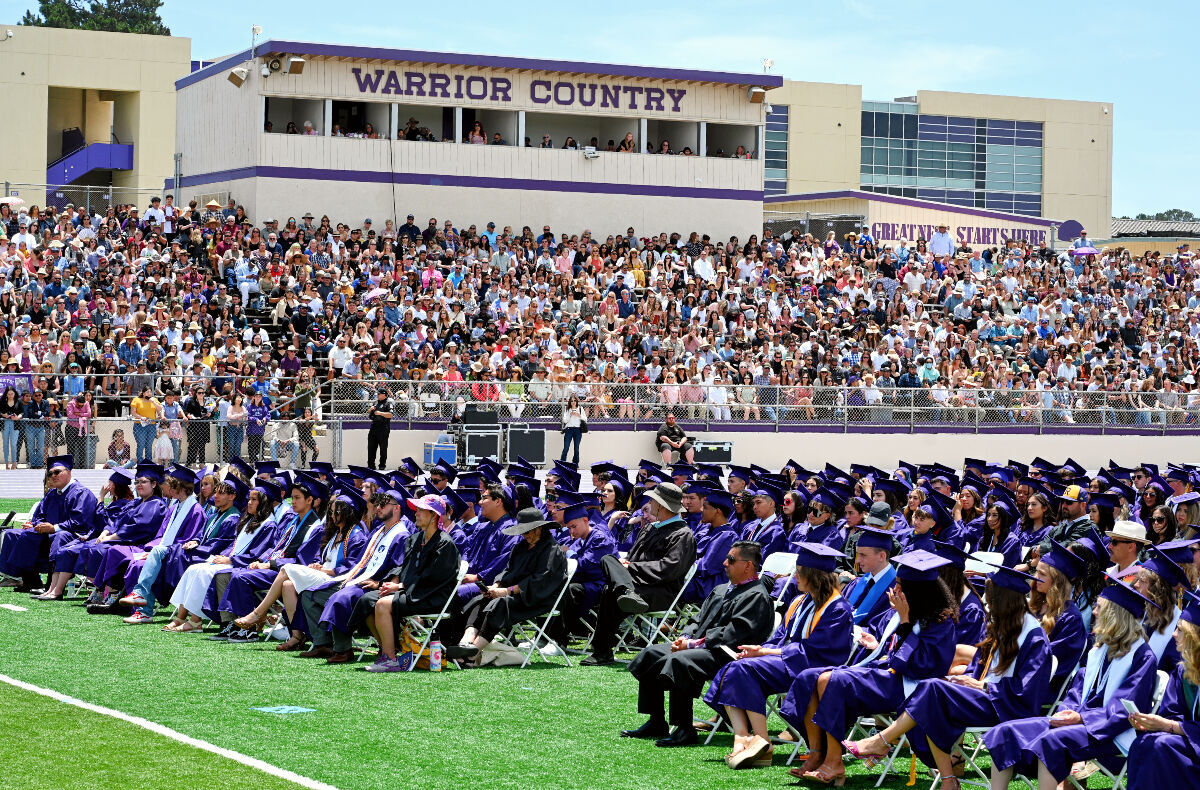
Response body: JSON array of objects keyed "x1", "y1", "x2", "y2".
[
  {"x1": 0, "y1": 604, "x2": 27, "y2": 611},
  {"x1": 0, "y1": 673, "x2": 340, "y2": 790}
]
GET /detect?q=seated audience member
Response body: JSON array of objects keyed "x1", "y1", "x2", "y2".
[
  {"x1": 583, "y1": 483, "x2": 698, "y2": 666},
  {"x1": 544, "y1": 492, "x2": 618, "y2": 647},
  {"x1": 622, "y1": 540, "x2": 774, "y2": 748}
]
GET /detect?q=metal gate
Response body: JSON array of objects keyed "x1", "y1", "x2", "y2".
[{"x1": 764, "y1": 211, "x2": 865, "y2": 245}]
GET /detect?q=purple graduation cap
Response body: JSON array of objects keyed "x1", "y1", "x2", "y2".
[
  {"x1": 1180, "y1": 591, "x2": 1200, "y2": 627},
  {"x1": 136, "y1": 462, "x2": 164, "y2": 483},
  {"x1": 47, "y1": 454, "x2": 73, "y2": 471},
  {"x1": 1098, "y1": 574, "x2": 1159, "y2": 618},
  {"x1": 931, "y1": 539, "x2": 972, "y2": 569},
  {"x1": 291, "y1": 471, "x2": 328, "y2": 501},
  {"x1": 109, "y1": 467, "x2": 135, "y2": 486},
  {"x1": 335, "y1": 485, "x2": 367, "y2": 514},
  {"x1": 894, "y1": 549, "x2": 953, "y2": 582},
  {"x1": 224, "y1": 475, "x2": 249, "y2": 502},
  {"x1": 309, "y1": 461, "x2": 335, "y2": 480},
  {"x1": 1141, "y1": 547, "x2": 1191, "y2": 589},
  {"x1": 703, "y1": 489, "x2": 734, "y2": 514},
  {"x1": 1040, "y1": 539, "x2": 1087, "y2": 580},
  {"x1": 167, "y1": 464, "x2": 197, "y2": 487},
  {"x1": 252, "y1": 478, "x2": 283, "y2": 503},
  {"x1": 857, "y1": 526, "x2": 896, "y2": 552},
  {"x1": 988, "y1": 565, "x2": 1037, "y2": 593},
  {"x1": 432, "y1": 459, "x2": 458, "y2": 482},
  {"x1": 228, "y1": 456, "x2": 253, "y2": 480},
  {"x1": 794, "y1": 541, "x2": 845, "y2": 573}
]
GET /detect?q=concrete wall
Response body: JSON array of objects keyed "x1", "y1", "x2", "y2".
[
  {"x1": 0, "y1": 25, "x2": 190, "y2": 203},
  {"x1": 338, "y1": 426, "x2": 1200, "y2": 474},
  {"x1": 916, "y1": 91, "x2": 1113, "y2": 238},
  {"x1": 770, "y1": 80, "x2": 862, "y2": 194}
]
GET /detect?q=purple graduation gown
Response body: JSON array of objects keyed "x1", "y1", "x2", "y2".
[
  {"x1": 841, "y1": 568, "x2": 898, "y2": 626},
  {"x1": 955, "y1": 588, "x2": 987, "y2": 646},
  {"x1": 50, "y1": 497, "x2": 140, "y2": 575},
  {"x1": 284, "y1": 525, "x2": 372, "y2": 633},
  {"x1": 213, "y1": 512, "x2": 325, "y2": 619},
  {"x1": 455, "y1": 514, "x2": 518, "y2": 603},
  {"x1": 704, "y1": 593, "x2": 854, "y2": 716},
  {"x1": 972, "y1": 528, "x2": 1023, "y2": 567},
  {"x1": 682, "y1": 522, "x2": 737, "y2": 604},
  {"x1": 902, "y1": 615, "x2": 1051, "y2": 762},
  {"x1": 781, "y1": 617, "x2": 957, "y2": 740},
  {"x1": 741, "y1": 515, "x2": 789, "y2": 558},
  {"x1": 113, "y1": 498, "x2": 206, "y2": 593},
  {"x1": 1046, "y1": 601, "x2": 1088, "y2": 689},
  {"x1": 984, "y1": 641, "x2": 1157, "y2": 781},
  {"x1": 565, "y1": 524, "x2": 619, "y2": 613},
  {"x1": 195, "y1": 518, "x2": 291, "y2": 621},
  {"x1": 153, "y1": 505, "x2": 243, "y2": 594},
  {"x1": 792, "y1": 519, "x2": 846, "y2": 550},
  {"x1": 0, "y1": 480, "x2": 99, "y2": 577},
  {"x1": 1127, "y1": 664, "x2": 1200, "y2": 790},
  {"x1": 305, "y1": 523, "x2": 410, "y2": 637}
]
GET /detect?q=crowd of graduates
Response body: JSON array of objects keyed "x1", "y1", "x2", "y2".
[{"x1": 1, "y1": 449, "x2": 1198, "y2": 788}]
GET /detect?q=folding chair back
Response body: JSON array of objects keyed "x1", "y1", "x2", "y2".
[
  {"x1": 405, "y1": 559, "x2": 470, "y2": 672},
  {"x1": 761, "y1": 551, "x2": 797, "y2": 606},
  {"x1": 509, "y1": 558, "x2": 578, "y2": 668},
  {"x1": 616, "y1": 561, "x2": 699, "y2": 651}
]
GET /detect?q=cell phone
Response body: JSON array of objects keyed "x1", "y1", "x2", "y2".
[
  {"x1": 719, "y1": 645, "x2": 739, "y2": 659},
  {"x1": 475, "y1": 579, "x2": 489, "y2": 593},
  {"x1": 1121, "y1": 699, "x2": 1139, "y2": 716}
]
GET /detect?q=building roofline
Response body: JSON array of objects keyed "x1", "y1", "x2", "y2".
[
  {"x1": 765, "y1": 189, "x2": 1056, "y2": 227},
  {"x1": 177, "y1": 40, "x2": 784, "y2": 90}
]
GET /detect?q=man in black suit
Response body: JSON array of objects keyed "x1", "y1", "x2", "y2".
[{"x1": 621, "y1": 540, "x2": 774, "y2": 747}]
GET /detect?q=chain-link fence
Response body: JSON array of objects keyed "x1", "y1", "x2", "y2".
[
  {"x1": 325, "y1": 380, "x2": 1200, "y2": 435},
  {"x1": 4, "y1": 182, "x2": 168, "y2": 215},
  {"x1": 763, "y1": 211, "x2": 865, "y2": 245}
]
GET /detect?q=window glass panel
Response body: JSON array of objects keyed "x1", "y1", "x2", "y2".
[
  {"x1": 765, "y1": 131, "x2": 788, "y2": 142},
  {"x1": 861, "y1": 112, "x2": 874, "y2": 137},
  {"x1": 875, "y1": 112, "x2": 890, "y2": 137}
]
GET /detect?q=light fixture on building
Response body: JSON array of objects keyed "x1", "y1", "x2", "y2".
[
  {"x1": 227, "y1": 67, "x2": 248, "y2": 87},
  {"x1": 747, "y1": 86, "x2": 766, "y2": 103},
  {"x1": 284, "y1": 57, "x2": 305, "y2": 75}
]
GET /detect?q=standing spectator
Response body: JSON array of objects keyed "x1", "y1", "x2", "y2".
[
  {"x1": 160, "y1": 391, "x2": 184, "y2": 462},
  {"x1": 366, "y1": 386, "x2": 393, "y2": 470},
  {"x1": 129, "y1": 386, "x2": 160, "y2": 462},
  {"x1": 225, "y1": 392, "x2": 247, "y2": 460},
  {"x1": 928, "y1": 223, "x2": 954, "y2": 258},
  {"x1": 23, "y1": 389, "x2": 50, "y2": 468},
  {"x1": 64, "y1": 392, "x2": 91, "y2": 469},
  {"x1": 183, "y1": 384, "x2": 213, "y2": 465},
  {"x1": 245, "y1": 390, "x2": 270, "y2": 461},
  {"x1": 297, "y1": 406, "x2": 319, "y2": 466},
  {"x1": 0, "y1": 386, "x2": 22, "y2": 469},
  {"x1": 561, "y1": 394, "x2": 587, "y2": 465}
]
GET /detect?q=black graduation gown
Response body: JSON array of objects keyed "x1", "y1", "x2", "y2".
[
  {"x1": 391, "y1": 529, "x2": 462, "y2": 618},
  {"x1": 625, "y1": 518, "x2": 698, "y2": 610},
  {"x1": 481, "y1": 536, "x2": 568, "y2": 632}
]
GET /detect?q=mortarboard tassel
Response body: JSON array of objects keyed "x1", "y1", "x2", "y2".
[{"x1": 906, "y1": 755, "x2": 917, "y2": 786}]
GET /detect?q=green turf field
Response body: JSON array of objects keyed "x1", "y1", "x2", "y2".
[{"x1": 0, "y1": 496, "x2": 1116, "y2": 790}]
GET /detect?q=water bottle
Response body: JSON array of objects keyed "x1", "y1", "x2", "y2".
[
  {"x1": 429, "y1": 640, "x2": 443, "y2": 672},
  {"x1": 65, "y1": 578, "x2": 76, "y2": 598}
]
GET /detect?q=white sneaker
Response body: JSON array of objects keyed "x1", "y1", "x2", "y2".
[
  {"x1": 539, "y1": 643, "x2": 565, "y2": 657},
  {"x1": 517, "y1": 640, "x2": 534, "y2": 650}
]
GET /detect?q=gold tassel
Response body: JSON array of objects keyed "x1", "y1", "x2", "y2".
[{"x1": 906, "y1": 755, "x2": 917, "y2": 786}]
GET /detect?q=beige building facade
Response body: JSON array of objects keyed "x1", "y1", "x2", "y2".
[
  {"x1": 765, "y1": 81, "x2": 1112, "y2": 241},
  {"x1": 0, "y1": 24, "x2": 190, "y2": 207}
]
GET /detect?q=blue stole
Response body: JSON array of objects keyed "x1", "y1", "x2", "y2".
[
  {"x1": 847, "y1": 564, "x2": 896, "y2": 624},
  {"x1": 160, "y1": 495, "x2": 197, "y2": 545}
]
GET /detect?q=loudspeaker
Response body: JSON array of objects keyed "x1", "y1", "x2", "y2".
[
  {"x1": 505, "y1": 426, "x2": 547, "y2": 466},
  {"x1": 693, "y1": 441, "x2": 733, "y2": 464},
  {"x1": 464, "y1": 431, "x2": 501, "y2": 466}
]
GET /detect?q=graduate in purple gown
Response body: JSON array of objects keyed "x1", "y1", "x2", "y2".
[
  {"x1": 739, "y1": 483, "x2": 789, "y2": 558},
  {"x1": 781, "y1": 550, "x2": 959, "y2": 785},
  {"x1": 842, "y1": 566, "x2": 1051, "y2": 788},
  {"x1": 985, "y1": 576, "x2": 1159, "y2": 788},
  {"x1": 931, "y1": 541, "x2": 987, "y2": 648},
  {"x1": 153, "y1": 476, "x2": 246, "y2": 596},
  {"x1": 972, "y1": 500, "x2": 1024, "y2": 567},
  {"x1": 792, "y1": 487, "x2": 847, "y2": 550},
  {"x1": 704, "y1": 542, "x2": 854, "y2": 769},
  {"x1": 544, "y1": 493, "x2": 618, "y2": 645},
  {"x1": 839, "y1": 526, "x2": 898, "y2": 625},
  {"x1": 41, "y1": 467, "x2": 165, "y2": 600},
  {"x1": 1031, "y1": 541, "x2": 1090, "y2": 693},
  {"x1": 214, "y1": 472, "x2": 328, "y2": 639},
  {"x1": 682, "y1": 486, "x2": 738, "y2": 605},
  {"x1": 43, "y1": 468, "x2": 137, "y2": 597},
  {"x1": 0, "y1": 455, "x2": 99, "y2": 590},
  {"x1": 1135, "y1": 548, "x2": 1188, "y2": 674},
  {"x1": 113, "y1": 465, "x2": 207, "y2": 623},
  {"x1": 1126, "y1": 592, "x2": 1200, "y2": 790},
  {"x1": 455, "y1": 481, "x2": 519, "y2": 606}
]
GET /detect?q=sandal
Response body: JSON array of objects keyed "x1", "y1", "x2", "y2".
[
  {"x1": 234, "y1": 612, "x2": 266, "y2": 630},
  {"x1": 841, "y1": 735, "x2": 893, "y2": 766},
  {"x1": 790, "y1": 753, "x2": 824, "y2": 777},
  {"x1": 161, "y1": 619, "x2": 185, "y2": 632},
  {"x1": 174, "y1": 621, "x2": 203, "y2": 634},
  {"x1": 796, "y1": 766, "x2": 846, "y2": 786}
]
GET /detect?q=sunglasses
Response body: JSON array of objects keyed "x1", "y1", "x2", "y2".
[
  {"x1": 1152, "y1": 516, "x2": 1167, "y2": 523},
  {"x1": 723, "y1": 554, "x2": 745, "y2": 564},
  {"x1": 808, "y1": 506, "x2": 826, "y2": 516}
]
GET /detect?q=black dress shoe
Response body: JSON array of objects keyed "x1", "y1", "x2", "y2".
[
  {"x1": 26, "y1": 588, "x2": 47, "y2": 597},
  {"x1": 616, "y1": 588, "x2": 650, "y2": 614},
  {"x1": 445, "y1": 644, "x2": 480, "y2": 660},
  {"x1": 580, "y1": 652, "x2": 615, "y2": 666},
  {"x1": 655, "y1": 726, "x2": 699, "y2": 747},
  {"x1": 620, "y1": 719, "x2": 669, "y2": 739}
]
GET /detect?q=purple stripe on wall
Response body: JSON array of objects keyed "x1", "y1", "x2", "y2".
[
  {"x1": 764, "y1": 189, "x2": 1057, "y2": 227},
  {"x1": 177, "y1": 165, "x2": 764, "y2": 201},
  {"x1": 179, "y1": 40, "x2": 784, "y2": 90},
  {"x1": 339, "y1": 422, "x2": 1200, "y2": 437}
]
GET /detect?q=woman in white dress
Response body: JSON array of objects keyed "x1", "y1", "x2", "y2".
[
  {"x1": 165, "y1": 480, "x2": 280, "y2": 632},
  {"x1": 231, "y1": 489, "x2": 366, "y2": 641}
]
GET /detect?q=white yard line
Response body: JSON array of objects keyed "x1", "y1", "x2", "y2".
[{"x1": 0, "y1": 673, "x2": 340, "y2": 790}]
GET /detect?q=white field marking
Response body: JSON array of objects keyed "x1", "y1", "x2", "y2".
[
  {"x1": 0, "y1": 604, "x2": 27, "y2": 611},
  {"x1": 0, "y1": 674, "x2": 339, "y2": 790}
]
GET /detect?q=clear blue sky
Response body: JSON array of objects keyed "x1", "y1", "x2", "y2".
[{"x1": 128, "y1": 1, "x2": 1200, "y2": 217}]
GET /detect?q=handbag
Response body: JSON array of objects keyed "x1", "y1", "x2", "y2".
[{"x1": 579, "y1": 414, "x2": 589, "y2": 434}]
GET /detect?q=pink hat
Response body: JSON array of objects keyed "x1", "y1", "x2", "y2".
[{"x1": 406, "y1": 494, "x2": 449, "y2": 530}]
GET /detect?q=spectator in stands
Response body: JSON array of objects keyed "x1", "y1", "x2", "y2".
[{"x1": 656, "y1": 413, "x2": 694, "y2": 465}]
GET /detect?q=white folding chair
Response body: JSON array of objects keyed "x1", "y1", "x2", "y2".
[
  {"x1": 403, "y1": 559, "x2": 470, "y2": 672},
  {"x1": 1066, "y1": 668, "x2": 1168, "y2": 790},
  {"x1": 761, "y1": 551, "x2": 798, "y2": 608},
  {"x1": 615, "y1": 562, "x2": 699, "y2": 652},
  {"x1": 503, "y1": 558, "x2": 578, "y2": 668}
]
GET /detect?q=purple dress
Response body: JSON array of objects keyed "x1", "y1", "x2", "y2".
[
  {"x1": 1127, "y1": 664, "x2": 1200, "y2": 790},
  {"x1": 704, "y1": 593, "x2": 854, "y2": 716},
  {"x1": 902, "y1": 614, "x2": 1051, "y2": 763},
  {"x1": 0, "y1": 480, "x2": 99, "y2": 577},
  {"x1": 780, "y1": 616, "x2": 957, "y2": 740},
  {"x1": 682, "y1": 522, "x2": 737, "y2": 604},
  {"x1": 212, "y1": 511, "x2": 324, "y2": 619},
  {"x1": 984, "y1": 640, "x2": 1158, "y2": 781}
]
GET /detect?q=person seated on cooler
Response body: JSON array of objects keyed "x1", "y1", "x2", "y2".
[
  {"x1": 0, "y1": 454, "x2": 99, "y2": 592},
  {"x1": 1125, "y1": 590, "x2": 1200, "y2": 790},
  {"x1": 655, "y1": 413, "x2": 694, "y2": 465},
  {"x1": 363, "y1": 493, "x2": 462, "y2": 672},
  {"x1": 544, "y1": 492, "x2": 618, "y2": 647},
  {"x1": 40, "y1": 467, "x2": 153, "y2": 601},
  {"x1": 622, "y1": 539, "x2": 774, "y2": 748},
  {"x1": 704, "y1": 542, "x2": 854, "y2": 769},
  {"x1": 582, "y1": 482, "x2": 698, "y2": 666},
  {"x1": 111, "y1": 465, "x2": 206, "y2": 623},
  {"x1": 842, "y1": 565, "x2": 1051, "y2": 787},
  {"x1": 291, "y1": 488, "x2": 412, "y2": 663},
  {"x1": 985, "y1": 575, "x2": 1159, "y2": 790},
  {"x1": 780, "y1": 550, "x2": 959, "y2": 785},
  {"x1": 451, "y1": 507, "x2": 568, "y2": 663}
]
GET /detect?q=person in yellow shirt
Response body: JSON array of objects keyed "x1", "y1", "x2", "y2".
[{"x1": 128, "y1": 387, "x2": 161, "y2": 463}]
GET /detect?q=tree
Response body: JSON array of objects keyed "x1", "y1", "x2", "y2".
[
  {"x1": 1133, "y1": 208, "x2": 1197, "y2": 222},
  {"x1": 21, "y1": 0, "x2": 170, "y2": 35}
]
